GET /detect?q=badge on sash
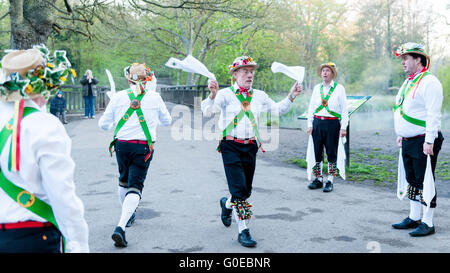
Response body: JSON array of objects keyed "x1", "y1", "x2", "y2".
[
  {"x1": 130, "y1": 99, "x2": 141, "y2": 110},
  {"x1": 241, "y1": 101, "x2": 250, "y2": 112},
  {"x1": 321, "y1": 99, "x2": 328, "y2": 107}
]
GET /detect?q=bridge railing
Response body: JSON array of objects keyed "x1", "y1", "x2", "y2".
[
  {"x1": 58, "y1": 85, "x2": 110, "y2": 113},
  {"x1": 159, "y1": 84, "x2": 228, "y2": 107}
]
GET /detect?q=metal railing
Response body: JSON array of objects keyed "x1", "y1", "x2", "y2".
[
  {"x1": 159, "y1": 84, "x2": 227, "y2": 107},
  {"x1": 58, "y1": 85, "x2": 110, "y2": 113}
]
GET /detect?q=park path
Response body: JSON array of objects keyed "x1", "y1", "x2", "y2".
[{"x1": 66, "y1": 104, "x2": 450, "y2": 253}]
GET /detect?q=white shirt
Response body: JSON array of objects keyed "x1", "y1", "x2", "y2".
[
  {"x1": 201, "y1": 83, "x2": 293, "y2": 139},
  {"x1": 394, "y1": 73, "x2": 443, "y2": 143},
  {"x1": 307, "y1": 80, "x2": 349, "y2": 130},
  {"x1": 0, "y1": 100, "x2": 89, "y2": 253},
  {"x1": 98, "y1": 87, "x2": 172, "y2": 140}
]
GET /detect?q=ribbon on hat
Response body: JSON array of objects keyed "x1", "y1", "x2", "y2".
[{"x1": 9, "y1": 99, "x2": 25, "y2": 172}]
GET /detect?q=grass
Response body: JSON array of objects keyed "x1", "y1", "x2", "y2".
[
  {"x1": 286, "y1": 149, "x2": 450, "y2": 185},
  {"x1": 286, "y1": 149, "x2": 398, "y2": 185}
]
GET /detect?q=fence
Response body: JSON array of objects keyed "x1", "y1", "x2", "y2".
[
  {"x1": 58, "y1": 85, "x2": 110, "y2": 113},
  {"x1": 159, "y1": 85, "x2": 227, "y2": 107}
]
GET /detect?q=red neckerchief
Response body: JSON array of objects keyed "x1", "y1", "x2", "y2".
[
  {"x1": 238, "y1": 86, "x2": 250, "y2": 97},
  {"x1": 408, "y1": 67, "x2": 427, "y2": 81}
]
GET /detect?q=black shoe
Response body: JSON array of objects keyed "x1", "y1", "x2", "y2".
[
  {"x1": 112, "y1": 226, "x2": 128, "y2": 247},
  {"x1": 238, "y1": 229, "x2": 257, "y2": 247},
  {"x1": 220, "y1": 197, "x2": 232, "y2": 227},
  {"x1": 392, "y1": 217, "x2": 421, "y2": 229},
  {"x1": 409, "y1": 223, "x2": 435, "y2": 237},
  {"x1": 308, "y1": 179, "x2": 323, "y2": 190},
  {"x1": 126, "y1": 212, "x2": 136, "y2": 227},
  {"x1": 323, "y1": 181, "x2": 333, "y2": 192}
]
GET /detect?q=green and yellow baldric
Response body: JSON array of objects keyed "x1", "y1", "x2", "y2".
[
  {"x1": 393, "y1": 71, "x2": 430, "y2": 127},
  {"x1": 109, "y1": 88, "x2": 153, "y2": 161},
  {"x1": 314, "y1": 82, "x2": 341, "y2": 119},
  {"x1": 0, "y1": 107, "x2": 65, "y2": 249},
  {"x1": 218, "y1": 86, "x2": 265, "y2": 153}
]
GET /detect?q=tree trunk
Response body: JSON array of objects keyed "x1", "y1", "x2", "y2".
[{"x1": 9, "y1": 0, "x2": 54, "y2": 49}]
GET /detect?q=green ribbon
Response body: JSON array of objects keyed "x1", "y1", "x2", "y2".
[
  {"x1": 218, "y1": 86, "x2": 264, "y2": 152},
  {"x1": 314, "y1": 82, "x2": 341, "y2": 119},
  {"x1": 109, "y1": 89, "x2": 154, "y2": 161},
  {"x1": 0, "y1": 107, "x2": 66, "y2": 249},
  {"x1": 393, "y1": 72, "x2": 429, "y2": 127}
]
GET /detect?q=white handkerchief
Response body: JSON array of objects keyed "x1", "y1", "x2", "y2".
[
  {"x1": 182, "y1": 55, "x2": 216, "y2": 80},
  {"x1": 423, "y1": 155, "x2": 436, "y2": 211},
  {"x1": 306, "y1": 135, "x2": 315, "y2": 181},
  {"x1": 337, "y1": 137, "x2": 346, "y2": 180},
  {"x1": 271, "y1": 62, "x2": 305, "y2": 83},
  {"x1": 165, "y1": 57, "x2": 196, "y2": 73},
  {"x1": 397, "y1": 148, "x2": 408, "y2": 200},
  {"x1": 105, "y1": 69, "x2": 116, "y2": 99}
]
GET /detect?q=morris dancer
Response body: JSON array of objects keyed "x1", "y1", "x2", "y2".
[
  {"x1": 201, "y1": 56, "x2": 302, "y2": 247},
  {"x1": 0, "y1": 45, "x2": 88, "y2": 253},
  {"x1": 306, "y1": 62, "x2": 348, "y2": 192},
  {"x1": 392, "y1": 42, "x2": 444, "y2": 237},
  {"x1": 99, "y1": 63, "x2": 172, "y2": 247}
]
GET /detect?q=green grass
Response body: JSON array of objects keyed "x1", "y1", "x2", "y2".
[
  {"x1": 436, "y1": 160, "x2": 450, "y2": 181},
  {"x1": 286, "y1": 148, "x2": 449, "y2": 184}
]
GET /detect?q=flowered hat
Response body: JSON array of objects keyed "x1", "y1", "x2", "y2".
[
  {"x1": 395, "y1": 42, "x2": 430, "y2": 69},
  {"x1": 124, "y1": 63, "x2": 154, "y2": 83},
  {"x1": 0, "y1": 44, "x2": 75, "y2": 102},
  {"x1": 228, "y1": 56, "x2": 258, "y2": 74},
  {"x1": 317, "y1": 62, "x2": 337, "y2": 79}
]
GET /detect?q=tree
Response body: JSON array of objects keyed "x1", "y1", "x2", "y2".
[{"x1": 133, "y1": 0, "x2": 270, "y2": 84}]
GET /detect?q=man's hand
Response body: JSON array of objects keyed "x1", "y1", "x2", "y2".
[
  {"x1": 208, "y1": 79, "x2": 219, "y2": 100},
  {"x1": 423, "y1": 142, "x2": 434, "y2": 155},
  {"x1": 396, "y1": 136, "x2": 402, "y2": 147},
  {"x1": 340, "y1": 129, "x2": 347, "y2": 138},
  {"x1": 289, "y1": 82, "x2": 302, "y2": 102},
  {"x1": 307, "y1": 127, "x2": 312, "y2": 135}
]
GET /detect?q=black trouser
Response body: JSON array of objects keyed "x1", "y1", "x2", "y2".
[
  {"x1": 402, "y1": 132, "x2": 444, "y2": 208},
  {"x1": 115, "y1": 141, "x2": 153, "y2": 195},
  {"x1": 219, "y1": 140, "x2": 258, "y2": 202},
  {"x1": 312, "y1": 117, "x2": 340, "y2": 163},
  {"x1": 0, "y1": 225, "x2": 62, "y2": 253}
]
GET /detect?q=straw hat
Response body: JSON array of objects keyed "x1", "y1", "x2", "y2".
[
  {"x1": 124, "y1": 63, "x2": 154, "y2": 83},
  {"x1": 395, "y1": 42, "x2": 430, "y2": 69},
  {"x1": 2, "y1": 48, "x2": 44, "y2": 78},
  {"x1": 317, "y1": 62, "x2": 337, "y2": 79},
  {"x1": 0, "y1": 44, "x2": 75, "y2": 102},
  {"x1": 228, "y1": 56, "x2": 258, "y2": 74}
]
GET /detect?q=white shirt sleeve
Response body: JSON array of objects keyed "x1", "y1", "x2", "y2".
[
  {"x1": 424, "y1": 79, "x2": 443, "y2": 143},
  {"x1": 30, "y1": 116, "x2": 89, "y2": 252},
  {"x1": 307, "y1": 86, "x2": 319, "y2": 128},
  {"x1": 260, "y1": 92, "x2": 292, "y2": 115},
  {"x1": 98, "y1": 95, "x2": 117, "y2": 131},
  {"x1": 158, "y1": 96, "x2": 172, "y2": 126},
  {"x1": 201, "y1": 90, "x2": 226, "y2": 116}
]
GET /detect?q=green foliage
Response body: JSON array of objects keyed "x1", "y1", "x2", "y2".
[{"x1": 438, "y1": 65, "x2": 450, "y2": 111}]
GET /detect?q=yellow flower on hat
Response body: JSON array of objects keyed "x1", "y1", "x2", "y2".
[
  {"x1": 60, "y1": 76, "x2": 66, "y2": 82},
  {"x1": 47, "y1": 63, "x2": 54, "y2": 68},
  {"x1": 25, "y1": 84, "x2": 33, "y2": 94}
]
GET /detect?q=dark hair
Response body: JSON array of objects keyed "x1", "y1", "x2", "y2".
[{"x1": 409, "y1": 53, "x2": 427, "y2": 67}]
